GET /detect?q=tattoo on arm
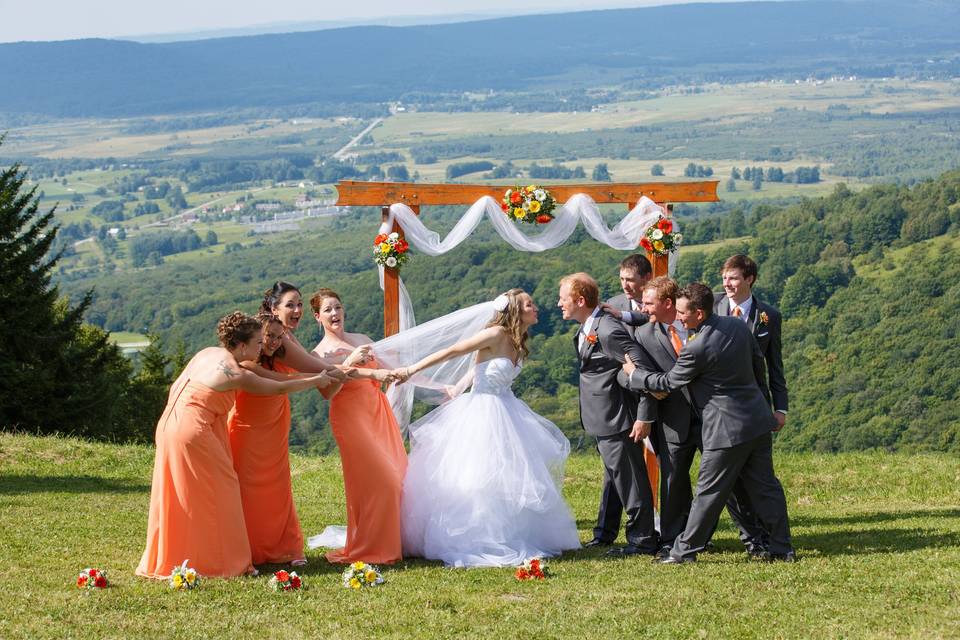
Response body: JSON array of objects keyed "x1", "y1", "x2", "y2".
[{"x1": 218, "y1": 360, "x2": 238, "y2": 378}]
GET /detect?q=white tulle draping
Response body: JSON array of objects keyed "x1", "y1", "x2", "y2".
[{"x1": 372, "y1": 193, "x2": 680, "y2": 431}]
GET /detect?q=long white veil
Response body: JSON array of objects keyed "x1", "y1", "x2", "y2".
[{"x1": 371, "y1": 298, "x2": 502, "y2": 436}]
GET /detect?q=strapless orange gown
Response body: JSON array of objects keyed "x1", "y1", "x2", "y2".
[
  {"x1": 327, "y1": 361, "x2": 407, "y2": 564},
  {"x1": 228, "y1": 362, "x2": 305, "y2": 565},
  {"x1": 136, "y1": 379, "x2": 254, "y2": 579}
]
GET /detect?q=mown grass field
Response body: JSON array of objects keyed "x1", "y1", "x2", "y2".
[{"x1": 2, "y1": 432, "x2": 958, "y2": 639}]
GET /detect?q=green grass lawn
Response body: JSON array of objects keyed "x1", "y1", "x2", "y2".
[{"x1": 1, "y1": 432, "x2": 958, "y2": 638}]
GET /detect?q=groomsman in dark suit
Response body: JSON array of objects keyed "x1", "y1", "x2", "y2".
[
  {"x1": 622, "y1": 283, "x2": 794, "y2": 563},
  {"x1": 714, "y1": 254, "x2": 788, "y2": 555},
  {"x1": 559, "y1": 272, "x2": 659, "y2": 556},
  {"x1": 620, "y1": 276, "x2": 701, "y2": 559},
  {"x1": 587, "y1": 254, "x2": 653, "y2": 546}
]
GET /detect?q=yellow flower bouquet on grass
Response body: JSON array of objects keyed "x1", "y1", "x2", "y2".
[
  {"x1": 341, "y1": 561, "x2": 384, "y2": 589},
  {"x1": 169, "y1": 560, "x2": 200, "y2": 591},
  {"x1": 501, "y1": 185, "x2": 557, "y2": 225}
]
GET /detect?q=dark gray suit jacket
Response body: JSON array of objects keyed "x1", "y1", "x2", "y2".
[
  {"x1": 714, "y1": 293, "x2": 788, "y2": 412},
  {"x1": 622, "y1": 321, "x2": 696, "y2": 445},
  {"x1": 606, "y1": 293, "x2": 648, "y2": 339},
  {"x1": 577, "y1": 311, "x2": 656, "y2": 437},
  {"x1": 627, "y1": 314, "x2": 776, "y2": 450}
]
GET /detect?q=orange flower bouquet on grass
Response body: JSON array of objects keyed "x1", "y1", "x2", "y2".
[
  {"x1": 515, "y1": 557, "x2": 549, "y2": 581},
  {"x1": 76, "y1": 567, "x2": 108, "y2": 589},
  {"x1": 640, "y1": 215, "x2": 683, "y2": 256},
  {"x1": 501, "y1": 185, "x2": 556, "y2": 225},
  {"x1": 269, "y1": 569, "x2": 303, "y2": 592}
]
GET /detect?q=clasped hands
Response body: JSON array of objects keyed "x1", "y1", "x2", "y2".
[{"x1": 622, "y1": 354, "x2": 668, "y2": 400}]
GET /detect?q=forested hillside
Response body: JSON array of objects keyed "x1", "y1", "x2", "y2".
[{"x1": 60, "y1": 170, "x2": 960, "y2": 453}]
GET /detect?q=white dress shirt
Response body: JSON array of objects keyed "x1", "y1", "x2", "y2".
[{"x1": 729, "y1": 297, "x2": 753, "y2": 321}]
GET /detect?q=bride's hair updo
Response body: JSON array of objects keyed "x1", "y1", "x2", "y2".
[
  {"x1": 487, "y1": 288, "x2": 530, "y2": 362},
  {"x1": 259, "y1": 280, "x2": 301, "y2": 315},
  {"x1": 217, "y1": 311, "x2": 261, "y2": 349}
]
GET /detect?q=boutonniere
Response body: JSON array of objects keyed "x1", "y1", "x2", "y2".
[
  {"x1": 759, "y1": 311, "x2": 769, "y2": 326},
  {"x1": 585, "y1": 333, "x2": 598, "y2": 345}
]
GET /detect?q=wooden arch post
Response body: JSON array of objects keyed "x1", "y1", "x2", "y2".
[{"x1": 337, "y1": 179, "x2": 719, "y2": 503}]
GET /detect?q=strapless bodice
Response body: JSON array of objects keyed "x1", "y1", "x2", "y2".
[{"x1": 472, "y1": 357, "x2": 522, "y2": 395}]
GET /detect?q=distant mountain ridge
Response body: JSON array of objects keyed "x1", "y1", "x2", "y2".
[{"x1": 2, "y1": 0, "x2": 959, "y2": 117}]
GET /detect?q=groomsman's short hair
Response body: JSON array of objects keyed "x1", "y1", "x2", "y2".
[
  {"x1": 722, "y1": 254, "x2": 759, "y2": 283},
  {"x1": 619, "y1": 254, "x2": 653, "y2": 278},
  {"x1": 560, "y1": 272, "x2": 600, "y2": 307},
  {"x1": 644, "y1": 276, "x2": 679, "y2": 302},
  {"x1": 679, "y1": 283, "x2": 714, "y2": 316}
]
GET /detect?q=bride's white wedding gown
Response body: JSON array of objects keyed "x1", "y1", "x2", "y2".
[{"x1": 400, "y1": 357, "x2": 581, "y2": 567}]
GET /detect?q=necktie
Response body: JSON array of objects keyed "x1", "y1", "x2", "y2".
[
  {"x1": 668, "y1": 325, "x2": 682, "y2": 355},
  {"x1": 733, "y1": 306, "x2": 743, "y2": 318}
]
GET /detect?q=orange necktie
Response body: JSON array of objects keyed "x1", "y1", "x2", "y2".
[
  {"x1": 733, "y1": 306, "x2": 743, "y2": 318},
  {"x1": 668, "y1": 325, "x2": 682, "y2": 355}
]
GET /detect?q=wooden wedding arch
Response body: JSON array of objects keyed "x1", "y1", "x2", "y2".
[
  {"x1": 336, "y1": 179, "x2": 720, "y2": 504},
  {"x1": 335, "y1": 179, "x2": 720, "y2": 335}
]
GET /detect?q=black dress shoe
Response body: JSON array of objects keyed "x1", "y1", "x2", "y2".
[
  {"x1": 745, "y1": 545, "x2": 768, "y2": 559},
  {"x1": 584, "y1": 538, "x2": 613, "y2": 548},
  {"x1": 753, "y1": 550, "x2": 798, "y2": 563},
  {"x1": 606, "y1": 544, "x2": 652, "y2": 558},
  {"x1": 659, "y1": 555, "x2": 696, "y2": 565},
  {"x1": 654, "y1": 546, "x2": 672, "y2": 560}
]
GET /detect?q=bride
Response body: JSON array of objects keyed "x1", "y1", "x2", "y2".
[{"x1": 389, "y1": 288, "x2": 581, "y2": 567}]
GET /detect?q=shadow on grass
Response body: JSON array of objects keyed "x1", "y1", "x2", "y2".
[
  {"x1": 0, "y1": 474, "x2": 149, "y2": 494},
  {"x1": 792, "y1": 507, "x2": 960, "y2": 527}
]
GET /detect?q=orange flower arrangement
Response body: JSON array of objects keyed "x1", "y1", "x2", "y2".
[
  {"x1": 515, "y1": 558, "x2": 549, "y2": 580},
  {"x1": 640, "y1": 215, "x2": 683, "y2": 256}
]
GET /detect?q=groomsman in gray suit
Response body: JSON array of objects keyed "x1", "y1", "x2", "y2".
[
  {"x1": 587, "y1": 254, "x2": 653, "y2": 546},
  {"x1": 621, "y1": 276, "x2": 700, "y2": 559},
  {"x1": 558, "y1": 272, "x2": 659, "y2": 556},
  {"x1": 622, "y1": 283, "x2": 794, "y2": 563},
  {"x1": 714, "y1": 254, "x2": 789, "y2": 555}
]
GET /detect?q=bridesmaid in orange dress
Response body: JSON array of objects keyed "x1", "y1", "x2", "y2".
[
  {"x1": 309, "y1": 288, "x2": 407, "y2": 565},
  {"x1": 228, "y1": 313, "x2": 307, "y2": 566},
  {"x1": 136, "y1": 312, "x2": 333, "y2": 580}
]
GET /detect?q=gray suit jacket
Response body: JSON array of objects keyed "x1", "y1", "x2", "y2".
[
  {"x1": 715, "y1": 293, "x2": 788, "y2": 412},
  {"x1": 577, "y1": 311, "x2": 656, "y2": 437},
  {"x1": 627, "y1": 314, "x2": 776, "y2": 450},
  {"x1": 621, "y1": 321, "x2": 696, "y2": 444},
  {"x1": 606, "y1": 293, "x2": 648, "y2": 339}
]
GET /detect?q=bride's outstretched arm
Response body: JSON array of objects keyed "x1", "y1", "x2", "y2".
[{"x1": 398, "y1": 326, "x2": 502, "y2": 380}]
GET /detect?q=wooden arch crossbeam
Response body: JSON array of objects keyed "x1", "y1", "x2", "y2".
[{"x1": 335, "y1": 179, "x2": 720, "y2": 336}]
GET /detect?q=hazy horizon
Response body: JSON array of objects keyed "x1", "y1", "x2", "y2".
[{"x1": 0, "y1": 0, "x2": 775, "y2": 44}]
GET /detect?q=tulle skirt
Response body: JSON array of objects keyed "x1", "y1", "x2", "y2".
[{"x1": 400, "y1": 390, "x2": 581, "y2": 567}]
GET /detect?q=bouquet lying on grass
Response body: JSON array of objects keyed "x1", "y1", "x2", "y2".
[
  {"x1": 170, "y1": 560, "x2": 200, "y2": 590},
  {"x1": 269, "y1": 570, "x2": 303, "y2": 592},
  {"x1": 76, "y1": 567, "x2": 108, "y2": 589},
  {"x1": 515, "y1": 558, "x2": 549, "y2": 581},
  {"x1": 342, "y1": 561, "x2": 384, "y2": 589}
]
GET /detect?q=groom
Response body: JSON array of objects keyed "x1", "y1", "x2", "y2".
[{"x1": 558, "y1": 272, "x2": 659, "y2": 556}]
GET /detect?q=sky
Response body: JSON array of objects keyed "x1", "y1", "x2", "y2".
[{"x1": 0, "y1": 0, "x2": 765, "y2": 43}]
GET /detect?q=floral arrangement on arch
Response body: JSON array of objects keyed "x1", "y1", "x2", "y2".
[
  {"x1": 342, "y1": 561, "x2": 384, "y2": 589},
  {"x1": 515, "y1": 557, "x2": 549, "y2": 581},
  {"x1": 269, "y1": 569, "x2": 303, "y2": 592},
  {"x1": 640, "y1": 215, "x2": 683, "y2": 256},
  {"x1": 501, "y1": 185, "x2": 557, "y2": 224},
  {"x1": 374, "y1": 231, "x2": 410, "y2": 269},
  {"x1": 76, "y1": 567, "x2": 108, "y2": 589},
  {"x1": 169, "y1": 560, "x2": 200, "y2": 590}
]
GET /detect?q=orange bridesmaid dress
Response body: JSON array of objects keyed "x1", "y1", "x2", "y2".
[
  {"x1": 327, "y1": 359, "x2": 408, "y2": 564},
  {"x1": 136, "y1": 379, "x2": 254, "y2": 579},
  {"x1": 227, "y1": 362, "x2": 305, "y2": 565}
]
